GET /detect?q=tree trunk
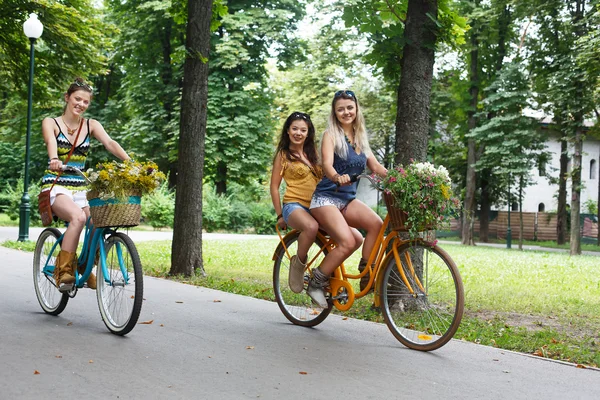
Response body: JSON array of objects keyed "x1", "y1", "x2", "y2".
[
  {"x1": 597, "y1": 147, "x2": 600, "y2": 246},
  {"x1": 170, "y1": 0, "x2": 214, "y2": 277},
  {"x1": 557, "y1": 136, "x2": 568, "y2": 245},
  {"x1": 570, "y1": 124, "x2": 583, "y2": 255},
  {"x1": 462, "y1": 15, "x2": 479, "y2": 246},
  {"x1": 569, "y1": 0, "x2": 586, "y2": 256},
  {"x1": 216, "y1": 161, "x2": 227, "y2": 195},
  {"x1": 394, "y1": 0, "x2": 438, "y2": 166},
  {"x1": 479, "y1": 170, "x2": 491, "y2": 242},
  {"x1": 518, "y1": 176, "x2": 523, "y2": 250}
]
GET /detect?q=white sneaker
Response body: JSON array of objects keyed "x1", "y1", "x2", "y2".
[
  {"x1": 307, "y1": 281, "x2": 328, "y2": 308},
  {"x1": 289, "y1": 255, "x2": 306, "y2": 293}
]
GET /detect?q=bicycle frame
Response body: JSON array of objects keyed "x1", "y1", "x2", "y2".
[
  {"x1": 42, "y1": 218, "x2": 129, "y2": 291},
  {"x1": 275, "y1": 213, "x2": 428, "y2": 312}
]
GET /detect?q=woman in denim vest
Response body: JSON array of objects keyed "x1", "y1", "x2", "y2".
[{"x1": 307, "y1": 90, "x2": 387, "y2": 307}]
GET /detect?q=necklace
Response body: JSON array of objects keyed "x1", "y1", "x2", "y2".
[
  {"x1": 61, "y1": 116, "x2": 80, "y2": 135},
  {"x1": 345, "y1": 134, "x2": 356, "y2": 150}
]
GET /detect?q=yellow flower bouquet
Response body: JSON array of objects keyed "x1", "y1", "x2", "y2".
[{"x1": 86, "y1": 159, "x2": 166, "y2": 227}]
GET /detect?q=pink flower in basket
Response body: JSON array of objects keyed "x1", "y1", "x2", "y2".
[{"x1": 382, "y1": 161, "x2": 460, "y2": 239}]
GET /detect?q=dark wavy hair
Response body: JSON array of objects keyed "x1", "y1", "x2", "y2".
[
  {"x1": 274, "y1": 112, "x2": 318, "y2": 167},
  {"x1": 63, "y1": 77, "x2": 93, "y2": 113}
]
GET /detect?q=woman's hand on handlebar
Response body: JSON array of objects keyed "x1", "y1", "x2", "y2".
[
  {"x1": 49, "y1": 158, "x2": 63, "y2": 172},
  {"x1": 336, "y1": 173, "x2": 352, "y2": 186}
]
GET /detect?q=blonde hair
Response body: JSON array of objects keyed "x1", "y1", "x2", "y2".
[{"x1": 325, "y1": 91, "x2": 371, "y2": 160}]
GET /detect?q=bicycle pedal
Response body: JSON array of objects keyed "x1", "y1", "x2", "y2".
[{"x1": 58, "y1": 283, "x2": 74, "y2": 293}]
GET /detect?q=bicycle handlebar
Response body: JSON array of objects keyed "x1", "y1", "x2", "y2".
[
  {"x1": 61, "y1": 165, "x2": 92, "y2": 184},
  {"x1": 335, "y1": 173, "x2": 383, "y2": 190}
]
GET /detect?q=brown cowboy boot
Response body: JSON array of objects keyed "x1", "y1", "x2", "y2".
[
  {"x1": 77, "y1": 252, "x2": 97, "y2": 290},
  {"x1": 53, "y1": 250, "x2": 76, "y2": 293},
  {"x1": 358, "y1": 258, "x2": 372, "y2": 293}
]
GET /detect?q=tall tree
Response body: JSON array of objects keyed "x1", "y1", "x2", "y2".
[
  {"x1": 103, "y1": 0, "x2": 186, "y2": 185},
  {"x1": 394, "y1": 0, "x2": 439, "y2": 165},
  {"x1": 462, "y1": 0, "x2": 480, "y2": 245},
  {"x1": 468, "y1": 60, "x2": 549, "y2": 250},
  {"x1": 529, "y1": 0, "x2": 597, "y2": 254},
  {"x1": 170, "y1": 0, "x2": 216, "y2": 277},
  {"x1": 205, "y1": 0, "x2": 306, "y2": 194},
  {"x1": 341, "y1": 0, "x2": 466, "y2": 165}
]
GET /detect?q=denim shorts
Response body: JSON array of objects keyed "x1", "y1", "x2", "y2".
[{"x1": 282, "y1": 202, "x2": 310, "y2": 224}]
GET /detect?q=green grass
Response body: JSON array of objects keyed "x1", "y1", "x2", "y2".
[
  {"x1": 5, "y1": 236, "x2": 600, "y2": 367},
  {"x1": 0, "y1": 213, "x2": 19, "y2": 227}
]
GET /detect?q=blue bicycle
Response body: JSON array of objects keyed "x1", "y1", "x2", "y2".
[{"x1": 33, "y1": 169, "x2": 143, "y2": 335}]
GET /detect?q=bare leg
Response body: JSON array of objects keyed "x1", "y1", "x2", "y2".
[
  {"x1": 51, "y1": 195, "x2": 87, "y2": 252},
  {"x1": 310, "y1": 206, "x2": 362, "y2": 275},
  {"x1": 344, "y1": 200, "x2": 383, "y2": 261},
  {"x1": 286, "y1": 209, "x2": 319, "y2": 262}
]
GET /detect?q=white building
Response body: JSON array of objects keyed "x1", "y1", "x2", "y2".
[{"x1": 521, "y1": 124, "x2": 599, "y2": 213}]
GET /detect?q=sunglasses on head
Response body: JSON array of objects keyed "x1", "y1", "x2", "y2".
[
  {"x1": 73, "y1": 81, "x2": 93, "y2": 92},
  {"x1": 291, "y1": 112, "x2": 310, "y2": 120},
  {"x1": 334, "y1": 90, "x2": 355, "y2": 98}
]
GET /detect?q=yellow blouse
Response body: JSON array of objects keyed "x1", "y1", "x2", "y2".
[{"x1": 280, "y1": 152, "x2": 322, "y2": 208}]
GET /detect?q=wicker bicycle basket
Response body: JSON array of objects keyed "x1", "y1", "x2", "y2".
[
  {"x1": 87, "y1": 190, "x2": 141, "y2": 228},
  {"x1": 383, "y1": 191, "x2": 434, "y2": 232}
]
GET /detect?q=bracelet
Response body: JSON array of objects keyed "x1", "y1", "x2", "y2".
[
  {"x1": 332, "y1": 173, "x2": 340, "y2": 182},
  {"x1": 277, "y1": 214, "x2": 283, "y2": 220},
  {"x1": 50, "y1": 157, "x2": 59, "y2": 161}
]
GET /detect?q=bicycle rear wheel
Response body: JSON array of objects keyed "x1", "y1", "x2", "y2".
[
  {"x1": 97, "y1": 232, "x2": 143, "y2": 335},
  {"x1": 380, "y1": 240, "x2": 464, "y2": 351},
  {"x1": 273, "y1": 232, "x2": 332, "y2": 327},
  {"x1": 33, "y1": 228, "x2": 69, "y2": 315}
]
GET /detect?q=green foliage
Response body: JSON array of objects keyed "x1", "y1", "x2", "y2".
[
  {"x1": 468, "y1": 60, "x2": 549, "y2": 194},
  {"x1": 141, "y1": 181, "x2": 175, "y2": 229},
  {"x1": 204, "y1": 0, "x2": 307, "y2": 192},
  {"x1": 340, "y1": 0, "x2": 467, "y2": 82},
  {"x1": 201, "y1": 181, "x2": 276, "y2": 234},
  {"x1": 584, "y1": 199, "x2": 598, "y2": 215},
  {"x1": 1, "y1": 178, "x2": 41, "y2": 225},
  {"x1": 202, "y1": 186, "x2": 233, "y2": 232},
  {"x1": 248, "y1": 202, "x2": 276, "y2": 234},
  {"x1": 0, "y1": 0, "x2": 110, "y2": 100}
]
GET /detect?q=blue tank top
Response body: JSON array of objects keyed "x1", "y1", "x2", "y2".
[{"x1": 313, "y1": 142, "x2": 367, "y2": 202}]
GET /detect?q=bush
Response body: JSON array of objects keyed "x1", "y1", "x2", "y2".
[
  {"x1": 584, "y1": 199, "x2": 598, "y2": 216},
  {"x1": 202, "y1": 182, "x2": 277, "y2": 234},
  {"x1": 229, "y1": 200, "x2": 253, "y2": 232},
  {"x1": 2, "y1": 178, "x2": 42, "y2": 225},
  {"x1": 202, "y1": 186, "x2": 233, "y2": 232},
  {"x1": 248, "y1": 202, "x2": 276, "y2": 234},
  {"x1": 141, "y1": 182, "x2": 175, "y2": 229}
]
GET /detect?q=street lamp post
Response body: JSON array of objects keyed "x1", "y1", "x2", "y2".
[{"x1": 18, "y1": 13, "x2": 44, "y2": 242}]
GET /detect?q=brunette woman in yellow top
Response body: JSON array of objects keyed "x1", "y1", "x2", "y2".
[{"x1": 270, "y1": 112, "x2": 323, "y2": 293}]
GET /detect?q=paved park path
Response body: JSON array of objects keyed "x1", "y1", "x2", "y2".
[{"x1": 0, "y1": 227, "x2": 599, "y2": 399}]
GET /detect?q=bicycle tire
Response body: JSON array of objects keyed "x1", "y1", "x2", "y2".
[
  {"x1": 379, "y1": 240, "x2": 464, "y2": 351},
  {"x1": 33, "y1": 227, "x2": 69, "y2": 315},
  {"x1": 97, "y1": 232, "x2": 143, "y2": 335},
  {"x1": 273, "y1": 231, "x2": 332, "y2": 327}
]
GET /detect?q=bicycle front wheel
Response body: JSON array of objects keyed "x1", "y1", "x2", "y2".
[
  {"x1": 273, "y1": 232, "x2": 332, "y2": 327},
  {"x1": 380, "y1": 240, "x2": 464, "y2": 351},
  {"x1": 97, "y1": 232, "x2": 143, "y2": 335},
  {"x1": 33, "y1": 228, "x2": 69, "y2": 315}
]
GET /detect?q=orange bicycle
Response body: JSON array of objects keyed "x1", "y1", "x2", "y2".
[{"x1": 272, "y1": 175, "x2": 464, "y2": 351}]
